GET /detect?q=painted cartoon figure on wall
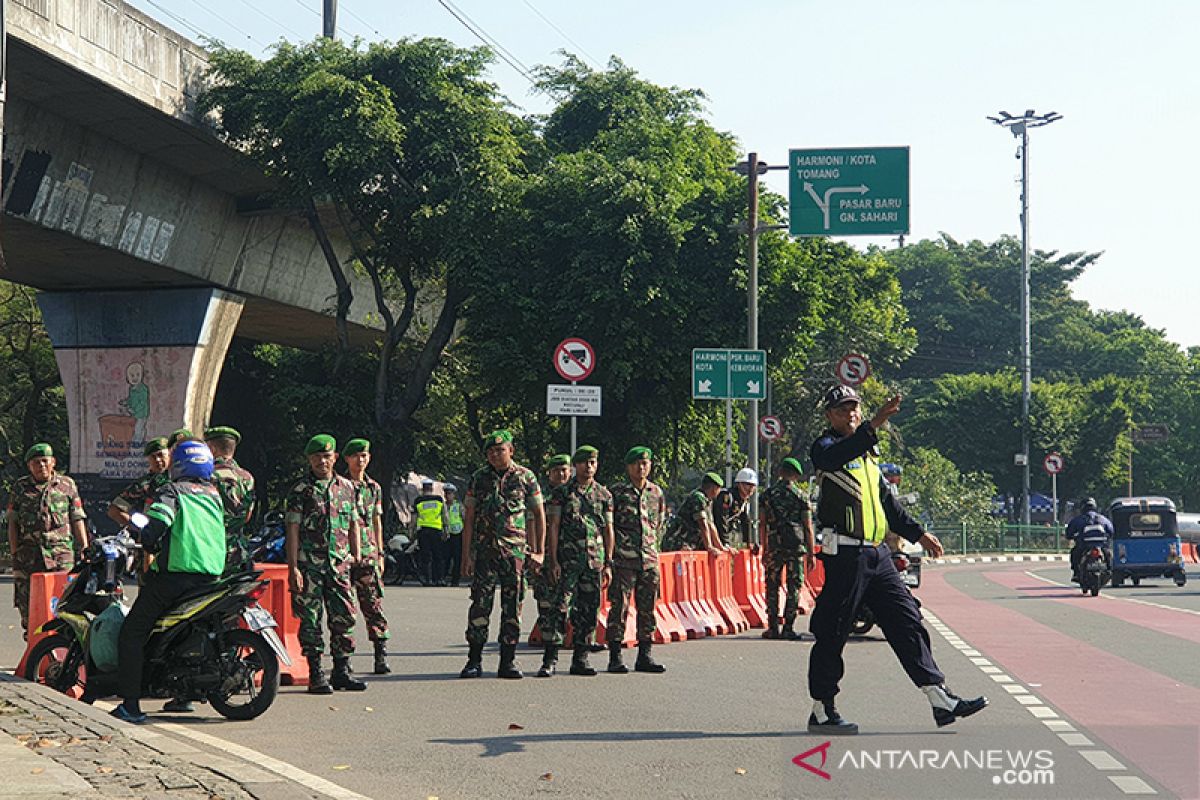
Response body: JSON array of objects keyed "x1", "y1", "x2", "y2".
[{"x1": 119, "y1": 361, "x2": 150, "y2": 444}]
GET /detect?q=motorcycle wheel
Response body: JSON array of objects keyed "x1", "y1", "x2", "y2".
[
  {"x1": 1089, "y1": 581, "x2": 1100, "y2": 597},
  {"x1": 1175, "y1": 573, "x2": 1187, "y2": 587},
  {"x1": 1132, "y1": 576, "x2": 1141, "y2": 587},
  {"x1": 208, "y1": 629, "x2": 279, "y2": 721},
  {"x1": 24, "y1": 634, "x2": 87, "y2": 698},
  {"x1": 383, "y1": 556, "x2": 402, "y2": 586}
]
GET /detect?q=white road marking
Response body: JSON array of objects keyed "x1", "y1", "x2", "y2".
[
  {"x1": 979, "y1": 666, "x2": 1002, "y2": 674},
  {"x1": 1080, "y1": 750, "x2": 1127, "y2": 770},
  {"x1": 1043, "y1": 720, "x2": 1075, "y2": 732},
  {"x1": 1015, "y1": 695, "x2": 1042, "y2": 705},
  {"x1": 1024, "y1": 570, "x2": 1200, "y2": 617},
  {"x1": 969, "y1": 657, "x2": 992, "y2": 666},
  {"x1": 1027, "y1": 706, "x2": 1059, "y2": 719},
  {"x1": 1109, "y1": 776, "x2": 1157, "y2": 794},
  {"x1": 1058, "y1": 733, "x2": 1094, "y2": 746},
  {"x1": 1002, "y1": 684, "x2": 1029, "y2": 694},
  {"x1": 989, "y1": 673, "x2": 1014, "y2": 682}
]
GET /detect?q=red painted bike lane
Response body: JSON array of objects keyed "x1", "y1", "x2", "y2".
[{"x1": 921, "y1": 564, "x2": 1200, "y2": 799}]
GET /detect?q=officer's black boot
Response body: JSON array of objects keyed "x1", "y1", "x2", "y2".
[
  {"x1": 924, "y1": 684, "x2": 988, "y2": 727},
  {"x1": 569, "y1": 646, "x2": 597, "y2": 676},
  {"x1": 497, "y1": 643, "x2": 523, "y2": 679},
  {"x1": 460, "y1": 642, "x2": 484, "y2": 678},
  {"x1": 373, "y1": 640, "x2": 391, "y2": 675},
  {"x1": 634, "y1": 642, "x2": 666, "y2": 673},
  {"x1": 331, "y1": 656, "x2": 368, "y2": 691},
  {"x1": 607, "y1": 641, "x2": 628, "y2": 674},
  {"x1": 536, "y1": 644, "x2": 558, "y2": 678},
  {"x1": 807, "y1": 699, "x2": 858, "y2": 735},
  {"x1": 307, "y1": 654, "x2": 333, "y2": 695}
]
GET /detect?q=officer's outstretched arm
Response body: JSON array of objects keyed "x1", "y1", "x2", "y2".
[{"x1": 810, "y1": 424, "x2": 878, "y2": 472}]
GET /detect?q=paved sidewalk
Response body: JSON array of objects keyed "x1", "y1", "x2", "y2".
[{"x1": 0, "y1": 673, "x2": 328, "y2": 799}]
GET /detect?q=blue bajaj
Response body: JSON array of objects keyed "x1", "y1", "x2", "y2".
[{"x1": 1108, "y1": 497, "x2": 1187, "y2": 588}]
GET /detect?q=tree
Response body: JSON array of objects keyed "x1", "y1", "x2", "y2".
[
  {"x1": 898, "y1": 447, "x2": 999, "y2": 535},
  {"x1": 200, "y1": 38, "x2": 528, "y2": 480}
]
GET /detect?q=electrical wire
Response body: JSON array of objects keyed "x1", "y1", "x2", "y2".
[
  {"x1": 519, "y1": 0, "x2": 601, "y2": 67},
  {"x1": 434, "y1": 0, "x2": 538, "y2": 87},
  {"x1": 231, "y1": 0, "x2": 307, "y2": 41},
  {"x1": 341, "y1": 2, "x2": 383, "y2": 37},
  {"x1": 136, "y1": 0, "x2": 210, "y2": 41},
  {"x1": 184, "y1": 0, "x2": 269, "y2": 48}
]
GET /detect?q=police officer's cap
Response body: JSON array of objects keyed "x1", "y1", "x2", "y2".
[
  {"x1": 422, "y1": 478, "x2": 435, "y2": 488},
  {"x1": 823, "y1": 384, "x2": 861, "y2": 410},
  {"x1": 305, "y1": 434, "x2": 337, "y2": 455},
  {"x1": 204, "y1": 426, "x2": 241, "y2": 444}
]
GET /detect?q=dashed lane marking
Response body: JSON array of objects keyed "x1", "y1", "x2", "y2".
[
  {"x1": 1024, "y1": 570, "x2": 1200, "y2": 617},
  {"x1": 1080, "y1": 750, "x2": 1127, "y2": 771},
  {"x1": 1108, "y1": 776, "x2": 1158, "y2": 795}
]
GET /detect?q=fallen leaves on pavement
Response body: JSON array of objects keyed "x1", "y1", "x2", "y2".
[
  {"x1": 540, "y1": 773, "x2": 554, "y2": 782},
  {"x1": 507, "y1": 723, "x2": 524, "y2": 730}
]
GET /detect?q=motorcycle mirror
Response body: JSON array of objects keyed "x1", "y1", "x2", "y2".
[{"x1": 129, "y1": 511, "x2": 150, "y2": 530}]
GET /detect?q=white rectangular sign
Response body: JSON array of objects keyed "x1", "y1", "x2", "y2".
[{"x1": 546, "y1": 384, "x2": 602, "y2": 417}]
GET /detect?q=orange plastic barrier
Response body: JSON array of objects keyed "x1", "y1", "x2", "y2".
[
  {"x1": 253, "y1": 563, "x2": 308, "y2": 686},
  {"x1": 592, "y1": 581, "x2": 638, "y2": 649},
  {"x1": 660, "y1": 552, "x2": 707, "y2": 638},
  {"x1": 731, "y1": 550, "x2": 769, "y2": 628},
  {"x1": 681, "y1": 552, "x2": 728, "y2": 636},
  {"x1": 707, "y1": 553, "x2": 749, "y2": 633},
  {"x1": 797, "y1": 554, "x2": 825, "y2": 616},
  {"x1": 652, "y1": 561, "x2": 686, "y2": 643},
  {"x1": 1184, "y1": 542, "x2": 1199, "y2": 565},
  {"x1": 15, "y1": 571, "x2": 74, "y2": 678}
]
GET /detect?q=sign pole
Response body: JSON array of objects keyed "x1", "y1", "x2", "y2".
[
  {"x1": 747, "y1": 153, "x2": 761, "y2": 533},
  {"x1": 1052, "y1": 472, "x2": 1057, "y2": 523},
  {"x1": 725, "y1": 398, "x2": 733, "y2": 488},
  {"x1": 570, "y1": 381, "x2": 578, "y2": 454}
]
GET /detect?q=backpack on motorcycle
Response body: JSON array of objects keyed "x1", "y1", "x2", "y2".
[{"x1": 89, "y1": 602, "x2": 128, "y2": 672}]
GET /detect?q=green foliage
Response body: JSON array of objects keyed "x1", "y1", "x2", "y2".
[
  {"x1": 0, "y1": 283, "x2": 66, "y2": 484},
  {"x1": 899, "y1": 447, "x2": 999, "y2": 531}
]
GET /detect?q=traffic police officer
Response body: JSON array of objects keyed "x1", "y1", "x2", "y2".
[
  {"x1": 808, "y1": 385, "x2": 987, "y2": 734},
  {"x1": 443, "y1": 484, "x2": 465, "y2": 586},
  {"x1": 412, "y1": 479, "x2": 447, "y2": 585},
  {"x1": 203, "y1": 426, "x2": 257, "y2": 576}
]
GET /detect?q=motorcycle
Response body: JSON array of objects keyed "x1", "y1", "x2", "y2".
[
  {"x1": 23, "y1": 520, "x2": 289, "y2": 720},
  {"x1": 382, "y1": 533, "x2": 420, "y2": 586},
  {"x1": 851, "y1": 548, "x2": 922, "y2": 636},
  {"x1": 247, "y1": 511, "x2": 286, "y2": 564},
  {"x1": 1079, "y1": 538, "x2": 1112, "y2": 597}
]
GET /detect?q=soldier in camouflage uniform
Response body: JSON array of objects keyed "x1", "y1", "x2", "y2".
[
  {"x1": 203, "y1": 427, "x2": 257, "y2": 577},
  {"x1": 342, "y1": 438, "x2": 391, "y2": 675},
  {"x1": 285, "y1": 434, "x2": 367, "y2": 695},
  {"x1": 531, "y1": 454, "x2": 570, "y2": 652},
  {"x1": 107, "y1": 437, "x2": 171, "y2": 528},
  {"x1": 460, "y1": 430, "x2": 544, "y2": 680},
  {"x1": 661, "y1": 472, "x2": 725, "y2": 554},
  {"x1": 605, "y1": 446, "x2": 668, "y2": 674},
  {"x1": 540, "y1": 446, "x2": 613, "y2": 678},
  {"x1": 759, "y1": 457, "x2": 816, "y2": 640},
  {"x1": 7, "y1": 444, "x2": 89, "y2": 636}
]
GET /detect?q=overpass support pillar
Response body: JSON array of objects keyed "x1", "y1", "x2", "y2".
[{"x1": 37, "y1": 288, "x2": 244, "y2": 526}]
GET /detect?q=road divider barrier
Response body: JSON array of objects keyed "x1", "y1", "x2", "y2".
[
  {"x1": 16, "y1": 571, "x2": 73, "y2": 677},
  {"x1": 1183, "y1": 542, "x2": 1198, "y2": 564},
  {"x1": 732, "y1": 550, "x2": 769, "y2": 627},
  {"x1": 252, "y1": 563, "x2": 308, "y2": 685},
  {"x1": 708, "y1": 552, "x2": 749, "y2": 633}
]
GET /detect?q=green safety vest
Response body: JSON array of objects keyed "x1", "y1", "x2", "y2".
[
  {"x1": 446, "y1": 502, "x2": 464, "y2": 535},
  {"x1": 416, "y1": 498, "x2": 445, "y2": 531},
  {"x1": 847, "y1": 453, "x2": 888, "y2": 544}
]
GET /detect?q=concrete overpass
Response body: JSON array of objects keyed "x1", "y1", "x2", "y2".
[{"x1": 2, "y1": 0, "x2": 380, "y2": 500}]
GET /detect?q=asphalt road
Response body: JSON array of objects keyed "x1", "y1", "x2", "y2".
[{"x1": 2, "y1": 560, "x2": 1198, "y2": 800}]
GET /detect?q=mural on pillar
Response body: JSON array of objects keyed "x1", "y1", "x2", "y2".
[{"x1": 57, "y1": 348, "x2": 193, "y2": 479}]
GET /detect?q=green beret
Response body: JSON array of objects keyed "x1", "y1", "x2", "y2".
[
  {"x1": 780, "y1": 457, "x2": 804, "y2": 475},
  {"x1": 702, "y1": 471, "x2": 725, "y2": 488},
  {"x1": 167, "y1": 428, "x2": 194, "y2": 448},
  {"x1": 143, "y1": 437, "x2": 169, "y2": 456},
  {"x1": 24, "y1": 443, "x2": 53, "y2": 461},
  {"x1": 572, "y1": 445, "x2": 599, "y2": 463},
  {"x1": 203, "y1": 426, "x2": 241, "y2": 444},
  {"x1": 483, "y1": 429, "x2": 513, "y2": 450},
  {"x1": 342, "y1": 438, "x2": 370, "y2": 456},
  {"x1": 546, "y1": 454, "x2": 571, "y2": 469},
  {"x1": 305, "y1": 434, "x2": 337, "y2": 456},
  {"x1": 624, "y1": 446, "x2": 652, "y2": 464}
]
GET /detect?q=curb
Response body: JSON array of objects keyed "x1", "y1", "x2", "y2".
[{"x1": 929, "y1": 554, "x2": 1068, "y2": 565}]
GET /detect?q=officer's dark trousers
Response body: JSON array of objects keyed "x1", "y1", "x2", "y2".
[
  {"x1": 443, "y1": 535, "x2": 462, "y2": 585},
  {"x1": 808, "y1": 543, "x2": 943, "y2": 700},
  {"x1": 417, "y1": 527, "x2": 443, "y2": 585},
  {"x1": 118, "y1": 571, "x2": 216, "y2": 703}
]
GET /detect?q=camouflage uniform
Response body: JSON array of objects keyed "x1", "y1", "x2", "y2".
[
  {"x1": 713, "y1": 489, "x2": 752, "y2": 548},
  {"x1": 465, "y1": 463, "x2": 541, "y2": 647},
  {"x1": 606, "y1": 480, "x2": 666, "y2": 644},
  {"x1": 111, "y1": 471, "x2": 171, "y2": 518},
  {"x1": 286, "y1": 474, "x2": 359, "y2": 657},
  {"x1": 661, "y1": 489, "x2": 712, "y2": 552},
  {"x1": 212, "y1": 456, "x2": 257, "y2": 577},
  {"x1": 8, "y1": 474, "x2": 86, "y2": 631},
  {"x1": 543, "y1": 478, "x2": 612, "y2": 647},
  {"x1": 760, "y1": 480, "x2": 812, "y2": 626},
  {"x1": 349, "y1": 475, "x2": 389, "y2": 642}
]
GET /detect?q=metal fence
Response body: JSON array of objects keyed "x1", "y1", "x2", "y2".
[{"x1": 927, "y1": 523, "x2": 1067, "y2": 556}]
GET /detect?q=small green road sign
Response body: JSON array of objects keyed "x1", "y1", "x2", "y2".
[
  {"x1": 692, "y1": 349, "x2": 766, "y2": 400},
  {"x1": 789, "y1": 147, "x2": 909, "y2": 237}
]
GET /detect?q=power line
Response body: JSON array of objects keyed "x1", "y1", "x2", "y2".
[
  {"x1": 231, "y1": 0, "x2": 306, "y2": 41},
  {"x1": 434, "y1": 0, "x2": 537, "y2": 87},
  {"x1": 136, "y1": 0, "x2": 211, "y2": 41},
  {"x1": 184, "y1": 0, "x2": 269, "y2": 48},
  {"x1": 519, "y1": 0, "x2": 601, "y2": 68},
  {"x1": 341, "y1": 1, "x2": 383, "y2": 37}
]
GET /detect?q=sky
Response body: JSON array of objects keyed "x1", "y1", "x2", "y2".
[{"x1": 127, "y1": 0, "x2": 1200, "y2": 348}]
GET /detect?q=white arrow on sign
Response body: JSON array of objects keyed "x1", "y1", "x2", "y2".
[
  {"x1": 803, "y1": 181, "x2": 869, "y2": 230},
  {"x1": 698, "y1": 379, "x2": 712, "y2": 394},
  {"x1": 746, "y1": 380, "x2": 761, "y2": 396}
]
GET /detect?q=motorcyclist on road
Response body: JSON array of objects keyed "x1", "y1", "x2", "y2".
[
  {"x1": 1066, "y1": 498, "x2": 1114, "y2": 583},
  {"x1": 111, "y1": 439, "x2": 226, "y2": 724}
]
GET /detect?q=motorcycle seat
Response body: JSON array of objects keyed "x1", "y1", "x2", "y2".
[{"x1": 151, "y1": 575, "x2": 252, "y2": 633}]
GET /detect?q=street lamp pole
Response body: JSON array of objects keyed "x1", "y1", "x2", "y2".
[
  {"x1": 988, "y1": 109, "x2": 1062, "y2": 527},
  {"x1": 323, "y1": 0, "x2": 337, "y2": 39}
]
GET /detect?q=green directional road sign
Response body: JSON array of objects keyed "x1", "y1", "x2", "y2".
[
  {"x1": 789, "y1": 147, "x2": 909, "y2": 237},
  {"x1": 692, "y1": 349, "x2": 766, "y2": 400}
]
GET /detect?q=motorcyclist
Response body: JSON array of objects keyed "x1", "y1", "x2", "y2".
[
  {"x1": 1065, "y1": 498, "x2": 1113, "y2": 583},
  {"x1": 111, "y1": 439, "x2": 227, "y2": 724}
]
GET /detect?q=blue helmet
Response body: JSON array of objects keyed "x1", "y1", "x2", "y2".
[{"x1": 170, "y1": 440, "x2": 214, "y2": 481}]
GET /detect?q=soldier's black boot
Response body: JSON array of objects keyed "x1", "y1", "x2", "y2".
[
  {"x1": 781, "y1": 620, "x2": 803, "y2": 641},
  {"x1": 607, "y1": 641, "x2": 629, "y2": 674},
  {"x1": 331, "y1": 656, "x2": 368, "y2": 691},
  {"x1": 460, "y1": 642, "x2": 484, "y2": 679},
  {"x1": 807, "y1": 699, "x2": 858, "y2": 735},
  {"x1": 373, "y1": 640, "x2": 391, "y2": 675},
  {"x1": 569, "y1": 646, "x2": 597, "y2": 676},
  {"x1": 762, "y1": 621, "x2": 781, "y2": 639},
  {"x1": 497, "y1": 644, "x2": 524, "y2": 679},
  {"x1": 634, "y1": 642, "x2": 666, "y2": 673},
  {"x1": 307, "y1": 654, "x2": 333, "y2": 695},
  {"x1": 536, "y1": 644, "x2": 558, "y2": 678}
]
